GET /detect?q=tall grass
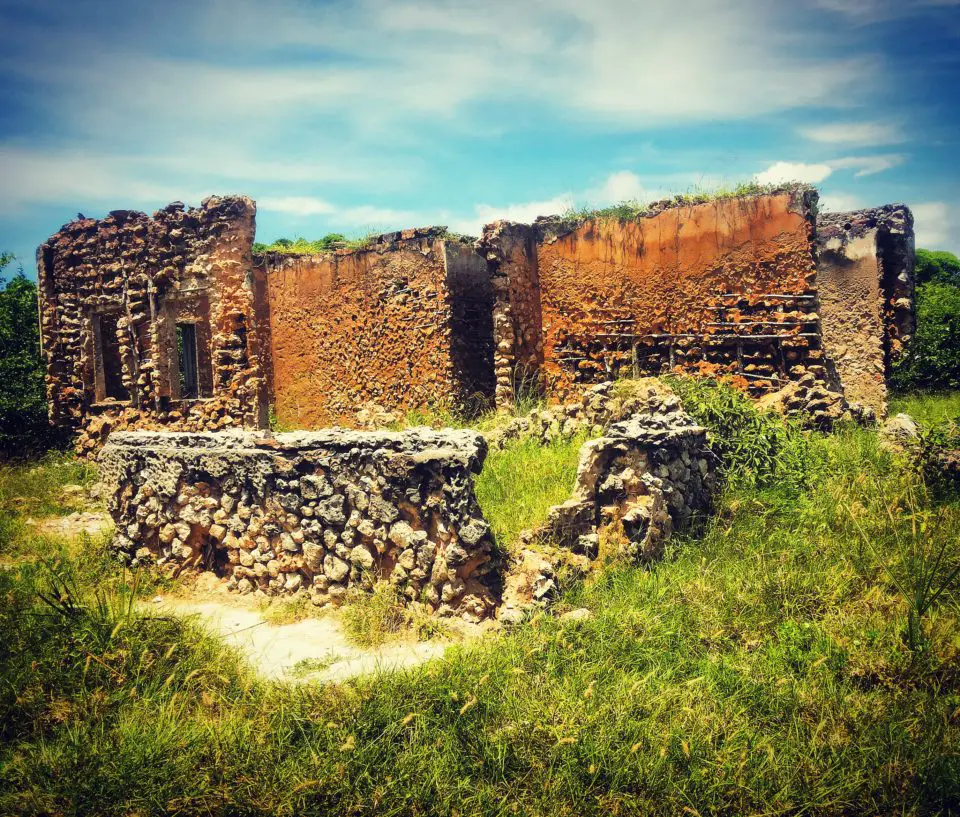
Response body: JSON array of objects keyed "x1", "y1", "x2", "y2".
[
  {"x1": 0, "y1": 451, "x2": 97, "y2": 557},
  {"x1": 474, "y1": 432, "x2": 586, "y2": 552},
  {"x1": 890, "y1": 390, "x2": 960, "y2": 426},
  {"x1": 1, "y1": 394, "x2": 959, "y2": 814}
]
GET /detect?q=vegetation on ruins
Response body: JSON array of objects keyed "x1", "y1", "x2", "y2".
[
  {"x1": 1, "y1": 381, "x2": 959, "y2": 814},
  {"x1": 558, "y1": 180, "x2": 801, "y2": 226},
  {"x1": 894, "y1": 249, "x2": 960, "y2": 391}
]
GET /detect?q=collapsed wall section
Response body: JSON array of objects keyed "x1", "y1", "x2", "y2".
[
  {"x1": 263, "y1": 229, "x2": 493, "y2": 428},
  {"x1": 99, "y1": 428, "x2": 501, "y2": 619},
  {"x1": 816, "y1": 205, "x2": 915, "y2": 417},
  {"x1": 37, "y1": 196, "x2": 268, "y2": 453},
  {"x1": 480, "y1": 189, "x2": 824, "y2": 407}
]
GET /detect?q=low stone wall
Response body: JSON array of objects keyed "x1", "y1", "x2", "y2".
[
  {"x1": 486, "y1": 378, "x2": 679, "y2": 449},
  {"x1": 99, "y1": 428, "x2": 500, "y2": 619}
]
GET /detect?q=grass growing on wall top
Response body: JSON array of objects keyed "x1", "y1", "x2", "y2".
[
  {"x1": 559, "y1": 180, "x2": 810, "y2": 226},
  {"x1": 1, "y1": 393, "x2": 960, "y2": 814}
]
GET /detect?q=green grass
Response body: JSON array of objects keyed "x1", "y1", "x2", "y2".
[
  {"x1": 891, "y1": 390, "x2": 960, "y2": 426},
  {"x1": 254, "y1": 232, "x2": 383, "y2": 256},
  {"x1": 0, "y1": 451, "x2": 97, "y2": 558},
  {"x1": 474, "y1": 432, "x2": 586, "y2": 552},
  {"x1": 559, "y1": 181, "x2": 808, "y2": 227},
  {"x1": 1, "y1": 394, "x2": 959, "y2": 815}
]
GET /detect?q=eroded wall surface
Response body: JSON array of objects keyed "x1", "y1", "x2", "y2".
[
  {"x1": 37, "y1": 197, "x2": 268, "y2": 453},
  {"x1": 264, "y1": 229, "x2": 493, "y2": 428},
  {"x1": 817, "y1": 205, "x2": 915, "y2": 417},
  {"x1": 481, "y1": 189, "x2": 824, "y2": 406},
  {"x1": 100, "y1": 427, "x2": 500, "y2": 619}
]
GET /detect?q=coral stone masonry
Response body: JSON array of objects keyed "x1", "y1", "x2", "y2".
[
  {"x1": 37, "y1": 196, "x2": 269, "y2": 453},
  {"x1": 37, "y1": 188, "x2": 916, "y2": 434},
  {"x1": 816, "y1": 205, "x2": 916, "y2": 417},
  {"x1": 99, "y1": 427, "x2": 501, "y2": 618},
  {"x1": 481, "y1": 190, "x2": 825, "y2": 406},
  {"x1": 263, "y1": 229, "x2": 493, "y2": 428},
  {"x1": 37, "y1": 187, "x2": 920, "y2": 613}
]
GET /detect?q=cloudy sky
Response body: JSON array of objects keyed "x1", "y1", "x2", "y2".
[{"x1": 1, "y1": 0, "x2": 958, "y2": 271}]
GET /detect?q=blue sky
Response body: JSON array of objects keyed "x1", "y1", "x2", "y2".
[{"x1": 2, "y1": 0, "x2": 959, "y2": 275}]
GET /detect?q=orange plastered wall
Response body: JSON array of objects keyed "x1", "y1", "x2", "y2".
[
  {"x1": 535, "y1": 193, "x2": 816, "y2": 399},
  {"x1": 265, "y1": 241, "x2": 456, "y2": 428}
]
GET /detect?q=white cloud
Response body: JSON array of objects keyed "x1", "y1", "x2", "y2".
[
  {"x1": 754, "y1": 154, "x2": 905, "y2": 186},
  {"x1": 800, "y1": 122, "x2": 905, "y2": 146},
  {"x1": 586, "y1": 171, "x2": 645, "y2": 203},
  {"x1": 819, "y1": 192, "x2": 866, "y2": 212},
  {"x1": 0, "y1": 145, "x2": 408, "y2": 216},
  {"x1": 912, "y1": 202, "x2": 953, "y2": 249},
  {"x1": 827, "y1": 154, "x2": 906, "y2": 176},
  {"x1": 4, "y1": 0, "x2": 880, "y2": 151},
  {"x1": 468, "y1": 195, "x2": 577, "y2": 232},
  {"x1": 257, "y1": 196, "x2": 335, "y2": 216},
  {"x1": 755, "y1": 161, "x2": 834, "y2": 184},
  {"x1": 451, "y1": 170, "x2": 647, "y2": 234}
]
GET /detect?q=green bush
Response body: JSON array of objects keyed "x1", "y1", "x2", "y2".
[
  {"x1": 915, "y1": 248, "x2": 960, "y2": 286},
  {"x1": 667, "y1": 376, "x2": 822, "y2": 494},
  {"x1": 0, "y1": 257, "x2": 66, "y2": 459},
  {"x1": 892, "y1": 281, "x2": 960, "y2": 390},
  {"x1": 253, "y1": 233, "x2": 349, "y2": 254}
]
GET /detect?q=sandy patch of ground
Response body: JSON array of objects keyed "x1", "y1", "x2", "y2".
[
  {"x1": 33, "y1": 510, "x2": 111, "y2": 540},
  {"x1": 150, "y1": 585, "x2": 481, "y2": 682}
]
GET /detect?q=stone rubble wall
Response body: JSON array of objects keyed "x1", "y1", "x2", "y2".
[
  {"x1": 486, "y1": 379, "x2": 678, "y2": 450},
  {"x1": 37, "y1": 196, "x2": 268, "y2": 455},
  {"x1": 479, "y1": 188, "x2": 828, "y2": 409},
  {"x1": 262, "y1": 228, "x2": 493, "y2": 429},
  {"x1": 525, "y1": 406, "x2": 715, "y2": 560},
  {"x1": 816, "y1": 205, "x2": 915, "y2": 418},
  {"x1": 498, "y1": 397, "x2": 716, "y2": 623},
  {"x1": 99, "y1": 428, "x2": 501, "y2": 620}
]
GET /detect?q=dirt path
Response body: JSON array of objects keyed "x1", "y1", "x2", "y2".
[{"x1": 153, "y1": 595, "x2": 466, "y2": 682}]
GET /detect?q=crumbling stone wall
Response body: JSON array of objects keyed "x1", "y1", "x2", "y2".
[
  {"x1": 480, "y1": 189, "x2": 825, "y2": 407},
  {"x1": 99, "y1": 427, "x2": 501, "y2": 619},
  {"x1": 37, "y1": 196, "x2": 268, "y2": 453},
  {"x1": 263, "y1": 228, "x2": 494, "y2": 428},
  {"x1": 817, "y1": 205, "x2": 915, "y2": 417},
  {"x1": 497, "y1": 387, "x2": 716, "y2": 622}
]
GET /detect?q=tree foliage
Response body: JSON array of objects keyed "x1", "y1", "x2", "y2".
[
  {"x1": 915, "y1": 248, "x2": 960, "y2": 286},
  {"x1": 0, "y1": 255, "x2": 64, "y2": 458},
  {"x1": 891, "y1": 248, "x2": 960, "y2": 391}
]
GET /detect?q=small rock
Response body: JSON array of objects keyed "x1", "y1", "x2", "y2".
[{"x1": 560, "y1": 608, "x2": 594, "y2": 623}]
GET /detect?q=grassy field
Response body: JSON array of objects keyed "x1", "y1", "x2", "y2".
[
  {"x1": 1, "y1": 388, "x2": 959, "y2": 815},
  {"x1": 891, "y1": 390, "x2": 960, "y2": 426}
]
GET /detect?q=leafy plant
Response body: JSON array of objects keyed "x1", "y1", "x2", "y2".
[
  {"x1": 892, "y1": 281, "x2": 960, "y2": 390},
  {"x1": 667, "y1": 375, "x2": 821, "y2": 493}
]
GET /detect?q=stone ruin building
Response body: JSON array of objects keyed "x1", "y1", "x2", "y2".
[
  {"x1": 36, "y1": 187, "x2": 916, "y2": 616},
  {"x1": 37, "y1": 187, "x2": 915, "y2": 444}
]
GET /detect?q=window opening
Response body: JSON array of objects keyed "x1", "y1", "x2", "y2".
[
  {"x1": 177, "y1": 323, "x2": 200, "y2": 399},
  {"x1": 95, "y1": 312, "x2": 130, "y2": 401}
]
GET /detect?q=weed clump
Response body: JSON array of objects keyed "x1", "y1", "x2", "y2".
[{"x1": 667, "y1": 375, "x2": 823, "y2": 493}]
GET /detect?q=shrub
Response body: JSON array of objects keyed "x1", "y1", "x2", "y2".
[
  {"x1": 0, "y1": 259, "x2": 67, "y2": 459},
  {"x1": 667, "y1": 376, "x2": 821, "y2": 493},
  {"x1": 892, "y1": 281, "x2": 960, "y2": 390}
]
